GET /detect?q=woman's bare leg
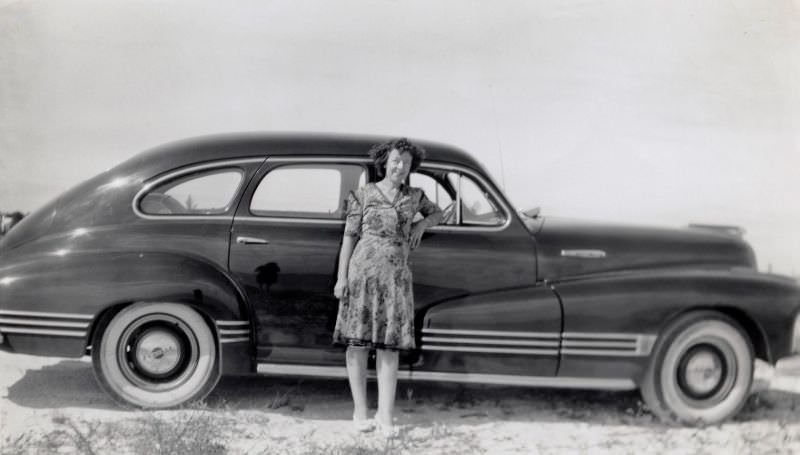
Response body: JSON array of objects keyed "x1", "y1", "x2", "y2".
[
  {"x1": 375, "y1": 349, "x2": 399, "y2": 426},
  {"x1": 346, "y1": 346, "x2": 369, "y2": 420}
]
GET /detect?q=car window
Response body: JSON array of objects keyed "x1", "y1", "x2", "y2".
[
  {"x1": 140, "y1": 169, "x2": 243, "y2": 215},
  {"x1": 412, "y1": 168, "x2": 505, "y2": 227},
  {"x1": 250, "y1": 163, "x2": 366, "y2": 219},
  {"x1": 457, "y1": 173, "x2": 505, "y2": 226},
  {"x1": 410, "y1": 172, "x2": 453, "y2": 211}
]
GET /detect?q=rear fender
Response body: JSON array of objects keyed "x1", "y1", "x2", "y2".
[{"x1": 0, "y1": 251, "x2": 252, "y2": 366}]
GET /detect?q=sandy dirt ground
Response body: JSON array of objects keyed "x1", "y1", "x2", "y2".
[{"x1": 2, "y1": 351, "x2": 800, "y2": 454}]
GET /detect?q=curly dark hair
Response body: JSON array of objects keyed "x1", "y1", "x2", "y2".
[{"x1": 369, "y1": 138, "x2": 426, "y2": 177}]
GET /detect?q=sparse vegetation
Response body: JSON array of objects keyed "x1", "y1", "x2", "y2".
[
  {"x1": 3, "y1": 354, "x2": 800, "y2": 455},
  {"x1": 1, "y1": 408, "x2": 229, "y2": 455}
]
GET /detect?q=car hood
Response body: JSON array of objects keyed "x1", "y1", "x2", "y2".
[{"x1": 533, "y1": 217, "x2": 757, "y2": 280}]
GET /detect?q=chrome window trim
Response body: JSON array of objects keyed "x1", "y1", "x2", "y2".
[
  {"x1": 233, "y1": 157, "x2": 513, "y2": 232},
  {"x1": 132, "y1": 158, "x2": 264, "y2": 221},
  {"x1": 421, "y1": 162, "x2": 512, "y2": 233},
  {"x1": 265, "y1": 157, "x2": 372, "y2": 164},
  {"x1": 235, "y1": 216, "x2": 344, "y2": 225},
  {"x1": 255, "y1": 363, "x2": 637, "y2": 391},
  {"x1": 248, "y1": 158, "x2": 370, "y2": 220}
]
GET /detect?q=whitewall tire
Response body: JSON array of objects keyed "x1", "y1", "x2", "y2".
[{"x1": 92, "y1": 302, "x2": 220, "y2": 408}]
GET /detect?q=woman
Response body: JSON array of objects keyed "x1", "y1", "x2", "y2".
[{"x1": 333, "y1": 138, "x2": 443, "y2": 435}]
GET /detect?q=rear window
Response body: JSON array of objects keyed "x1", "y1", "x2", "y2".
[{"x1": 140, "y1": 169, "x2": 243, "y2": 215}]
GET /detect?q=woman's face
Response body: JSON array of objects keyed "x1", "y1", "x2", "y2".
[{"x1": 384, "y1": 148, "x2": 413, "y2": 185}]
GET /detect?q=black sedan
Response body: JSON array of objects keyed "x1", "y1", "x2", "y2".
[{"x1": 1, "y1": 133, "x2": 798, "y2": 425}]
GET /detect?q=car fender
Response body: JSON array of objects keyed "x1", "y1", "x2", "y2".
[
  {"x1": 551, "y1": 268, "x2": 800, "y2": 379},
  {"x1": 0, "y1": 250, "x2": 251, "y2": 361}
]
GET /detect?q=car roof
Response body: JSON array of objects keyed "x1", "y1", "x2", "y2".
[{"x1": 117, "y1": 132, "x2": 490, "y2": 178}]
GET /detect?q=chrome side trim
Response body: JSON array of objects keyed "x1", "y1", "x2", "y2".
[
  {"x1": 560, "y1": 349, "x2": 646, "y2": 357},
  {"x1": 215, "y1": 320, "x2": 251, "y2": 343},
  {"x1": 0, "y1": 318, "x2": 90, "y2": 329},
  {"x1": 422, "y1": 336, "x2": 559, "y2": 348},
  {"x1": 561, "y1": 333, "x2": 657, "y2": 357},
  {"x1": 561, "y1": 249, "x2": 607, "y2": 259},
  {"x1": 561, "y1": 340, "x2": 636, "y2": 349},
  {"x1": 257, "y1": 364, "x2": 349, "y2": 377},
  {"x1": 0, "y1": 310, "x2": 93, "y2": 320},
  {"x1": 132, "y1": 158, "x2": 264, "y2": 221},
  {"x1": 420, "y1": 329, "x2": 656, "y2": 357},
  {"x1": 255, "y1": 363, "x2": 637, "y2": 391},
  {"x1": 562, "y1": 332, "x2": 639, "y2": 340},
  {"x1": 0, "y1": 327, "x2": 86, "y2": 338},
  {"x1": 422, "y1": 328, "x2": 560, "y2": 339},
  {"x1": 215, "y1": 320, "x2": 250, "y2": 327},
  {"x1": 422, "y1": 345, "x2": 558, "y2": 356},
  {"x1": 219, "y1": 329, "x2": 250, "y2": 336},
  {"x1": 403, "y1": 371, "x2": 636, "y2": 390},
  {"x1": 220, "y1": 337, "x2": 250, "y2": 343}
]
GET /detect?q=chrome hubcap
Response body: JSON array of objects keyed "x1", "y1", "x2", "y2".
[
  {"x1": 134, "y1": 329, "x2": 182, "y2": 376},
  {"x1": 676, "y1": 342, "x2": 734, "y2": 405},
  {"x1": 682, "y1": 349, "x2": 723, "y2": 396},
  {"x1": 117, "y1": 315, "x2": 199, "y2": 391}
]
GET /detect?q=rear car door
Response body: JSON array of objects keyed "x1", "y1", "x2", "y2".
[{"x1": 228, "y1": 157, "x2": 368, "y2": 366}]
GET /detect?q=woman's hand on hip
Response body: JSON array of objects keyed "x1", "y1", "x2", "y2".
[
  {"x1": 409, "y1": 222, "x2": 426, "y2": 250},
  {"x1": 334, "y1": 279, "x2": 347, "y2": 299}
]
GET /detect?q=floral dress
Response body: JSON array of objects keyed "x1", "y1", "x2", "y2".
[{"x1": 333, "y1": 182, "x2": 442, "y2": 351}]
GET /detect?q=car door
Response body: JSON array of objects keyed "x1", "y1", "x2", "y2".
[
  {"x1": 407, "y1": 163, "x2": 561, "y2": 377},
  {"x1": 228, "y1": 157, "x2": 368, "y2": 366}
]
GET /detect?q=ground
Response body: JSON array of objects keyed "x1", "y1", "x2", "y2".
[{"x1": 1, "y1": 352, "x2": 799, "y2": 454}]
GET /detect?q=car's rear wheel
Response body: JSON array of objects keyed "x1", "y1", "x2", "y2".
[
  {"x1": 92, "y1": 302, "x2": 220, "y2": 408},
  {"x1": 640, "y1": 311, "x2": 753, "y2": 425}
]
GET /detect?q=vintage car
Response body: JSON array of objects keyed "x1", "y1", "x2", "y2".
[{"x1": 1, "y1": 133, "x2": 798, "y2": 424}]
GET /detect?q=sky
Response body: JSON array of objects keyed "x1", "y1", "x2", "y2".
[{"x1": 0, "y1": 0, "x2": 798, "y2": 275}]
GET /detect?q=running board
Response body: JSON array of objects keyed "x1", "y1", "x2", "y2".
[{"x1": 255, "y1": 363, "x2": 636, "y2": 391}]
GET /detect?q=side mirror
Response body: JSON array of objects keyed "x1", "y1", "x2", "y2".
[{"x1": 521, "y1": 207, "x2": 541, "y2": 219}]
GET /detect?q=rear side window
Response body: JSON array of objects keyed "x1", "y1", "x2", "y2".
[
  {"x1": 250, "y1": 163, "x2": 366, "y2": 219},
  {"x1": 140, "y1": 169, "x2": 243, "y2": 215}
]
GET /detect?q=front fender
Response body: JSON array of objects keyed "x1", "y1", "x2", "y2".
[{"x1": 553, "y1": 268, "x2": 800, "y2": 367}]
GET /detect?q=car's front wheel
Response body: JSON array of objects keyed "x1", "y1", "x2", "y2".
[
  {"x1": 640, "y1": 310, "x2": 754, "y2": 425},
  {"x1": 92, "y1": 302, "x2": 220, "y2": 408}
]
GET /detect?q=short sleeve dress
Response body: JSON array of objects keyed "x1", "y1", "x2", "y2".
[{"x1": 333, "y1": 182, "x2": 442, "y2": 351}]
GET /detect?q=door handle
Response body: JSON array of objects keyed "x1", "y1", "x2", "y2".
[{"x1": 236, "y1": 236, "x2": 269, "y2": 245}]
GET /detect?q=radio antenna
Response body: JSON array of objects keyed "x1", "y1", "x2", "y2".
[{"x1": 489, "y1": 84, "x2": 507, "y2": 191}]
